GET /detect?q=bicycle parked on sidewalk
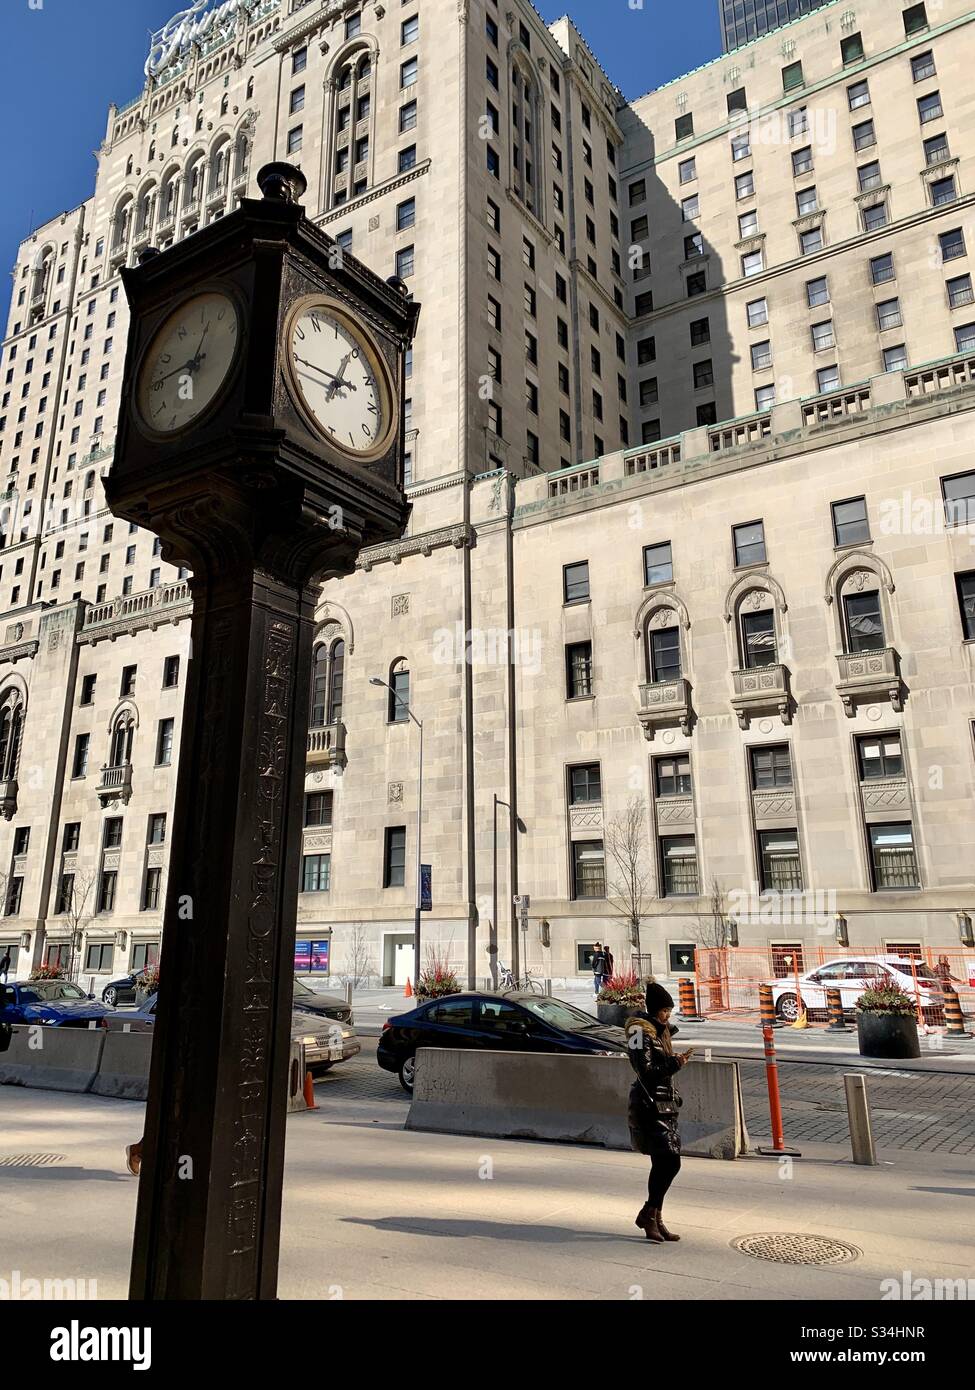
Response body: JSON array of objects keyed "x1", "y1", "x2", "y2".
[{"x1": 498, "y1": 962, "x2": 544, "y2": 994}]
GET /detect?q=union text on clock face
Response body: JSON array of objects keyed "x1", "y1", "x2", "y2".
[
  {"x1": 290, "y1": 307, "x2": 388, "y2": 452},
  {"x1": 137, "y1": 290, "x2": 239, "y2": 434}
]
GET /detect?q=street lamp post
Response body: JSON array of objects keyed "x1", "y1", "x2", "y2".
[{"x1": 372, "y1": 677, "x2": 423, "y2": 990}]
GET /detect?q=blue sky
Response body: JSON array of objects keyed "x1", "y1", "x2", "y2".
[{"x1": 0, "y1": 0, "x2": 721, "y2": 313}]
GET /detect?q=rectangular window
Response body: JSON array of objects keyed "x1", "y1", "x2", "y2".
[
  {"x1": 817, "y1": 364, "x2": 841, "y2": 393},
  {"x1": 755, "y1": 384, "x2": 776, "y2": 412},
  {"x1": 566, "y1": 642, "x2": 593, "y2": 699},
  {"x1": 842, "y1": 32, "x2": 864, "y2": 65},
  {"x1": 862, "y1": 203, "x2": 888, "y2": 232},
  {"x1": 572, "y1": 841, "x2": 605, "y2": 899},
  {"x1": 675, "y1": 113, "x2": 694, "y2": 141},
  {"x1": 848, "y1": 80, "x2": 870, "y2": 111},
  {"x1": 912, "y1": 50, "x2": 936, "y2": 82},
  {"x1": 918, "y1": 91, "x2": 943, "y2": 123},
  {"x1": 746, "y1": 298, "x2": 768, "y2": 328},
  {"x1": 806, "y1": 276, "x2": 830, "y2": 308},
  {"x1": 750, "y1": 745, "x2": 793, "y2": 790},
  {"x1": 162, "y1": 655, "x2": 180, "y2": 689},
  {"x1": 940, "y1": 228, "x2": 966, "y2": 262},
  {"x1": 649, "y1": 626, "x2": 681, "y2": 683},
  {"x1": 733, "y1": 519, "x2": 766, "y2": 567},
  {"x1": 857, "y1": 733, "x2": 904, "y2": 780},
  {"x1": 660, "y1": 836, "x2": 699, "y2": 897},
  {"x1": 924, "y1": 133, "x2": 950, "y2": 166},
  {"x1": 876, "y1": 297, "x2": 902, "y2": 331},
  {"x1": 739, "y1": 210, "x2": 759, "y2": 238},
  {"x1": 98, "y1": 870, "x2": 117, "y2": 913},
  {"x1": 396, "y1": 198, "x2": 416, "y2": 231},
  {"x1": 759, "y1": 831, "x2": 803, "y2": 892},
  {"x1": 655, "y1": 757, "x2": 691, "y2": 798},
  {"x1": 795, "y1": 186, "x2": 818, "y2": 217},
  {"x1": 681, "y1": 194, "x2": 700, "y2": 222},
  {"x1": 80, "y1": 673, "x2": 96, "y2": 705},
  {"x1": 305, "y1": 791, "x2": 334, "y2": 828},
  {"x1": 870, "y1": 253, "x2": 895, "y2": 285},
  {"x1": 142, "y1": 867, "x2": 162, "y2": 912},
  {"x1": 156, "y1": 718, "x2": 174, "y2": 766},
  {"x1": 955, "y1": 323, "x2": 975, "y2": 354},
  {"x1": 396, "y1": 246, "x2": 415, "y2": 279},
  {"x1": 401, "y1": 14, "x2": 419, "y2": 44},
  {"x1": 741, "y1": 250, "x2": 763, "y2": 278},
  {"x1": 869, "y1": 823, "x2": 920, "y2": 890},
  {"x1": 956, "y1": 572, "x2": 975, "y2": 640},
  {"x1": 858, "y1": 160, "x2": 883, "y2": 191},
  {"x1": 72, "y1": 733, "x2": 89, "y2": 778},
  {"x1": 401, "y1": 58, "x2": 418, "y2": 88},
  {"x1": 943, "y1": 470, "x2": 975, "y2": 527},
  {"x1": 792, "y1": 146, "x2": 813, "y2": 176},
  {"x1": 678, "y1": 157, "x2": 696, "y2": 184},
  {"x1": 751, "y1": 340, "x2": 772, "y2": 371},
  {"x1": 55, "y1": 872, "x2": 74, "y2": 915},
  {"x1": 731, "y1": 131, "x2": 750, "y2": 162},
  {"x1": 782, "y1": 62, "x2": 803, "y2": 92},
  {"x1": 883, "y1": 344, "x2": 908, "y2": 373},
  {"x1": 643, "y1": 541, "x2": 673, "y2": 585},
  {"x1": 800, "y1": 226, "x2": 824, "y2": 256},
  {"x1": 811, "y1": 320, "x2": 835, "y2": 351},
  {"x1": 85, "y1": 942, "x2": 114, "y2": 972},
  {"x1": 62, "y1": 822, "x2": 80, "y2": 852},
  {"x1": 689, "y1": 318, "x2": 710, "y2": 347},
  {"x1": 735, "y1": 171, "x2": 755, "y2": 200},
  {"x1": 693, "y1": 360, "x2": 713, "y2": 389},
  {"x1": 852, "y1": 120, "x2": 876, "y2": 152},
  {"x1": 832, "y1": 496, "x2": 870, "y2": 546},
  {"x1": 147, "y1": 813, "x2": 166, "y2": 846},
  {"x1": 287, "y1": 126, "x2": 303, "y2": 155},
  {"x1": 563, "y1": 561, "x2": 590, "y2": 604},
  {"x1": 569, "y1": 764, "x2": 601, "y2": 805},
  {"x1": 383, "y1": 827, "x2": 406, "y2": 888},
  {"x1": 302, "y1": 854, "x2": 331, "y2": 893},
  {"x1": 930, "y1": 176, "x2": 957, "y2": 208}
]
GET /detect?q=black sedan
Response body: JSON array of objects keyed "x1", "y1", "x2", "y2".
[
  {"x1": 100, "y1": 970, "x2": 155, "y2": 1007},
  {"x1": 377, "y1": 991, "x2": 627, "y2": 1091},
  {"x1": 292, "y1": 975, "x2": 354, "y2": 1029}
]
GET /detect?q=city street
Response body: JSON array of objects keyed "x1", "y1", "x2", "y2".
[{"x1": 2, "y1": 1052, "x2": 972, "y2": 1301}]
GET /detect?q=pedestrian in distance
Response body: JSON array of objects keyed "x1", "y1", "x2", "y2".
[
  {"x1": 0, "y1": 950, "x2": 11, "y2": 983},
  {"x1": 625, "y1": 979, "x2": 694, "y2": 1244},
  {"x1": 590, "y1": 941, "x2": 610, "y2": 996}
]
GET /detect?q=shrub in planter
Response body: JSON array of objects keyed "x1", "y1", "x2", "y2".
[
  {"x1": 416, "y1": 951, "x2": 460, "y2": 1003},
  {"x1": 29, "y1": 963, "x2": 67, "y2": 981},
  {"x1": 596, "y1": 970, "x2": 646, "y2": 1027},
  {"x1": 856, "y1": 984, "x2": 920, "y2": 1059}
]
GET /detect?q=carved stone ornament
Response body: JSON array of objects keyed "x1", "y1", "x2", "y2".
[
  {"x1": 388, "y1": 781, "x2": 404, "y2": 803},
  {"x1": 392, "y1": 593, "x2": 410, "y2": 617}
]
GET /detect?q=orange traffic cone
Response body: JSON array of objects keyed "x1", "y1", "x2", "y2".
[
  {"x1": 303, "y1": 1070, "x2": 318, "y2": 1110},
  {"x1": 404, "y1": 977, "x2": 413, "y2": 998}
]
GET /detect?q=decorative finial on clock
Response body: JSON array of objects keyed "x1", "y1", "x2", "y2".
[{"x1": 256, "y1": 162, "x2": 308, "y2": 204}]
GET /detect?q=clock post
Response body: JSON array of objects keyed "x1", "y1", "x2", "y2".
[{"x1": 106, "y1": 164, "x2": 417, "y2": 1300}]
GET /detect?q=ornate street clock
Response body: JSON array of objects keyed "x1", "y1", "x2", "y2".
[{"x1": 106, "y1": 165, "x2": 418, "y2": 1303}]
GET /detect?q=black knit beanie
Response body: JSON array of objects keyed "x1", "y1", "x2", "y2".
[{"x1": 645, "y1": 979, "x2": 675, "y2": 1015}]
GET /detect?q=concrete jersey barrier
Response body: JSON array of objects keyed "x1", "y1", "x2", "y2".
[
  {"x1": 90, "y1": 1030, "x2": 153, "y2": 1100},
  {"x1": 405, "y1": 1048, "x2": 750, "y2": 1159},
  {"x1": 0, "y1": 1024, "x2": 105, "y2": 1094}
]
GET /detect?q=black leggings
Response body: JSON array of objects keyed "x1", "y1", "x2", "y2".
[{"x1": 647, "y1": 1150, "x2": 681, "y2": 1207}]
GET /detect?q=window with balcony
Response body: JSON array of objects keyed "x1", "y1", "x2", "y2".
[
  {"x1": 648, "y1": 625, "x2": 681, "y2": 683},
  {"x1": 869, "y1": 823, "x2": 919, "y2": 890},
  {"x1": 741, "y1": 609, "x2": 777, "y2": 668},
  {"x1": 843, "y1": 589, "x2": 885, "y2": 652}
]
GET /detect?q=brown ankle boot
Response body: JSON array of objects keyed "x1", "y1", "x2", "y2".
[
  {"x1": 641, "y1": 1208, "x2": 665, "y2": 1243},
  {"x1": 635, "y1": 1203, "x2": 652, "y2": 1231},
  {"x1": 656, "y1": 1208, "x2": 680, "y2": 1241}
]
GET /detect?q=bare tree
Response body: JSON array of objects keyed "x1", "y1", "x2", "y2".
[
  {"x1": 691, "y1": 876, "x2": 731, "y2": 949},
  {"x1": 605, "y1": 797, "x2": 652, "y2": 955},
  {"x1": 59, "y1": 869, "x2": 98, "y2": 982},
  {"x1": 340, "y1": 921, "x2": 375, "y2": 990}
]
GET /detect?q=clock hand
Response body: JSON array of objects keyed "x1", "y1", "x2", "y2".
[
  {"x1": 152, "y1": 355, "x2": 199, "y2": 387},
  {"x1": 293, "y1": 355, "x2": 355, "y2": 387},
  {"x1": 325, "y1": 349, "x2": 357, "y2": 400}
]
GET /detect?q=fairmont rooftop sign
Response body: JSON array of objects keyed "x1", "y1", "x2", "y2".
[{"x1": 145, "y1": 0, "x2": 352, "y2": 78}]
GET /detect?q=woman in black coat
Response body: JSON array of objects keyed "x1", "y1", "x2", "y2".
[{"x1": 624, "y1": 980, "x2": 694, "y2": 1242}]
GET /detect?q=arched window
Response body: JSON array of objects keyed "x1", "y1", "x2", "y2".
[
  {"x1": 246, "y1": 77, "x2": 254, "y2": 100},
  {"x1": 388, "y1": 659, "x2": 410, "y2": 723},
  {"x1": 126, "y1": 155, "x2": 133, "y2": 175},
  {"x1": 310, "y1": 643, "x2": 328, "y2": 726},
  {"x1": 172, "y1": 125, "x2": 180, "y2": 148},
  {"x1": 220, "y1": 94, "x2": 228, "y2": 116},
  {"x1": 645, "y1": 610, "x2": 682, "y2": 684},
  {"x1": 0, "y1": 693, "x2": 24, "y2": 782},
  {"x1": 233, "y1": 131, "x2": 251, "y2": 183},
  {"x1": 112, "y1": 198, "x2": 133, "y2": 254},
  {"x1": 509, "y1": 51, "x2": 543, "y2": 220},
  {"x1": 148, "y1": 140, "x2": 156, "y2": 161},
  {"x1": 327, "y1": 640, "x2": 345, "y2": 724},
  {"x1": 326, "y1": 43, "x2": 378, "y2": 209},
  {"x1": 737, "y1": 591, "x2": 778, "y2": 669},
  {"x1": 161, "y1": 170, "x2": 179, "y2": 223},
  {"x1": 196, "y1": 109, "x2": 204, "y2": 132},
  {"x1": 136, "y1": 185, "x2": 156, "y2": 236},
  {"x1": 110, "y1": 713, "x2": 135, "y2": 767}
]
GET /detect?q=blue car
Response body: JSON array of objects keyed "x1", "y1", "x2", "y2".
[{"x1": 0, "y1": 979, "x2": 115, "y2": 1027}]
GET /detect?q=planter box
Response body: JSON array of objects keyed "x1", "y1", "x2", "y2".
[
  {"x1": 596, "y1": 1002, "x2": 642, "y2": 1028},
  {"x1": 856, "y1": 1010, "x2": 920, "y2": 1059}
]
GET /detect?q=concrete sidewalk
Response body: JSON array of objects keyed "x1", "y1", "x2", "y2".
[{"x1": 1, "y1": 1087, "x2": 971, "y2": 1300}]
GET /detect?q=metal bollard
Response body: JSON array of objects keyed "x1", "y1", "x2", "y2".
[
  {"x1": 844, "y1": 1073, "x2": 878, "y2": 1165},
  {"x1": 346, "y1": 981, "x2": 353, "y2": 1005},
  {"x1": 826, "y1": 986, "x2": 850, "y2": 1032},
  {"x1": 943, "y1": 986, "x2": 971, "y2": 1038},
  {"x1": 544, "y1": 978, "x2": 553, "y2": 997},
  {"x1": 678, "y1": 975, "x2": 704, "y2": 1021}
]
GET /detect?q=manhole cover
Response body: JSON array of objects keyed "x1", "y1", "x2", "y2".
[
  {"x1": 733, "y1": 1233, "x2": 861, "y2": 1266},
  {"x1": 0, "y1": 1153, "x2": 66, "y2": 1168}
]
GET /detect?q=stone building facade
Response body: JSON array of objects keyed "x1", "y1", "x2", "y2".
[{"x1": 0, "y1": 0, "x2": 973, "y2": 992}]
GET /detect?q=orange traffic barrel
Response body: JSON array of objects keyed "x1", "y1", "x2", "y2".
[
  {"x1": 943, "y1": 986, "x2": 971, "y2": 1038},
  {"x1": 759, "y1": 982, "x2": 780, "y2": 1029},
  {"x1": 678, "y1": 976, "x2": 704, "y2": 1022},
  {"x1": 826, "y1": 987, "x2": 850, "y2": 1032}
]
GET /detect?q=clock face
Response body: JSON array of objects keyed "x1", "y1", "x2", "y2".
[
  {"x1": 286, "y1": 300, "x2": 394, "y2": 458},
  {"x1": 136, "y1": 289, "x2": 240, "y2": 435}
]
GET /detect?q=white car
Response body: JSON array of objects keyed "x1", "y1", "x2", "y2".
[{"x1": 769, "y1": 955, "x2": 944, "y2": 1022}]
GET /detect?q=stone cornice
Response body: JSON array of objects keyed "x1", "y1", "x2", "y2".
[
  {"x1": 77, "y1": 599, "x2": 192, "y2": 646},
  {"x1": 0, "y1": 640, "x2": 39, "y2": 665},
  {"x1": 356, "y1": 523, "x2": 475, "y2": 570},
  {"x1": 315, "y1": 161, "x2": 431, "y2": 224}
]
